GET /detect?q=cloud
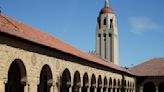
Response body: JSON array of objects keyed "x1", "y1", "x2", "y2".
[{"x1": 128, "y1": 17, "x2": 161, "y2": 34}]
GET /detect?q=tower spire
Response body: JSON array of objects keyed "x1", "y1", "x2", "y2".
[{"x1": 105, "y1": 0, "x2": 109, "y2": 7}]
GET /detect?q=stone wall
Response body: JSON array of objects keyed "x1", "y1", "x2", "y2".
[{"x1": 0, "y1": 34, "x2": 135, "y2": 92}]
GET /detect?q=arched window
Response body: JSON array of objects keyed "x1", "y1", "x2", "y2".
[
  {"x1": 110, "y1": 19, "x2": 113, "y2": 28},
  {"x1": 98, "y1": 34, "x2": 101, "y2": 56},
  {"x1": 104, "y1": 18, "x2": 107, "y2": 25},
  {"x1": 103, "y1": 33, "x2": 107, "y2": 58}
]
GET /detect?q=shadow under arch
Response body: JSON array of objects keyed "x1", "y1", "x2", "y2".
[
  {"x1": 103, "y1": 76, "x2": 108, "y2": 92},
  {"x1": 90, "y1": 74, "x2": 96, "y2": 92},
  {"x1": 97, "y1": 75, "x2": 102, "y2": 92},
  {"x1": 143, "y1": 82, "x2": 156, "y2": 92},
  {"x1": 108, "y1": 77, "x2": 112, "y2": 92},
  {"x1": 117, "y1": 79, "x2": 121, "y2": 92},
  {"x1": 82, "y1": 73, "x2": 89, "y2": 92},
  {"x1": 72, "y1": 71, "x2": 81, "y2": 92},
  {"x1": 38, "y1": 64, "x2": 53, "y2": 92},
  {"x1": 60, "y1": 69, "x2": 71, "y2": 92},
  {"x1": 159, "y1": 82, "x2": 164, "y2": 92},
  {"x1": 5, "y1": 59, "x2": 27, "y2": 92},
  {"x1": 113, "y1": 79, "x2": 116, "y2": 92}
]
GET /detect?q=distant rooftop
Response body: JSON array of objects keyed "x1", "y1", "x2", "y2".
[{"x1": 129, "y1": 58, "x2": 164, "y2": 76}]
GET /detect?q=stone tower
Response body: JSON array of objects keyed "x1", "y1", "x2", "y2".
[{"x1": 96, "y1": 0, "x2": 118, "y2": 65}]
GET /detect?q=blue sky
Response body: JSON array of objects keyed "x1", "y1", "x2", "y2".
[{"x1": 1, "y1": 0, "x2": 164, "y2": 67}]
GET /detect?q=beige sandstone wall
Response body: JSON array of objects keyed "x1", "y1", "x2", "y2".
[{"x1": 0, "y1": 35, "x2": 135, "y2": 92}]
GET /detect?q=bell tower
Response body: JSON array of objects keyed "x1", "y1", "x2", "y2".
[{"x1": 96, "y1": 0, "x2": 118, "y2": 65}]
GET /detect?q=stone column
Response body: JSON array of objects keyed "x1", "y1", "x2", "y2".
[
  {"x1": 28, "y1": 82, "x2": 38, "y2": 92},
  {"x1": 110, "y1": 87, "x2": 113, "y2": 92},
  {"x1": 94, "y1": 87, "x2": 97, "y2": 92},
  {"x1": 124, "y1": 88, "x2": 127, "y2": 92},
  {"x1": 100, "y1": 87, "x2": 103, "y2": 92},
  {"x1": 69, "y1": 86, "x2": 72, "y2": 92},
  {"x1": 118, "y1": 88, "x2": 121, "y2": 92},
  {"x1": 139, "y1": 86, "x2": 143, "y2": 92},
  {"x1": 87, "y1": 87, "x2": 90, "y2": 92},
  {"x1": 105, "y1": 88, "x2": 109, "y2": 92},
  {"x1": 155, "y1": 86, "x2": 158, "y2": 92},
  {"x1": 50, "y1": 85, "x2": 55, "y2": 92},
  {"x1": 0, "y1": 81, "x2": 5, "y2": 92},
  {"x1": 24, "y1": 83, "x2": 29, "y2": 92}
]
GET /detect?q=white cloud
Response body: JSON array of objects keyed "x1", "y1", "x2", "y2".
[{"x1": 128, "y1": 17, "x2": 161, "y2": 34}]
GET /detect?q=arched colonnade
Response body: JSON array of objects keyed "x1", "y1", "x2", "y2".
[{"x1": 4, "y1": 59, "x2": 135, "y2": 92}]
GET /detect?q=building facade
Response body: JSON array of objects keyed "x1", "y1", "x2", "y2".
[{"x1": 0, "y1": 0, "x2": 163, "y2": 92}]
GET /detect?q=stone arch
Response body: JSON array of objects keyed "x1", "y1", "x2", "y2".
[
  {"x1": 117, "y1": 79, "x2": 121, "y2": 92},
  {"x1": 97, "y1": 75, "x2": 102, "y2": 92},
  {"x1": 103, "y1": 76, "x2": 108, "y2": 92},
  {"x1": 124, "y1": 80, "x2": 127, "y2": 92},
  {"x1": 130, "y1": 81, "x2": 133, "y2": 92},
  {"x1": 158, "y1": 82, "x2": 164, "y2": 92},
  {"x1": 5, "y1": 59, "x2": 27, "y2": 92},
  {"x1": 127, "y1": 81, "x2": 130, "y2": 92},
  {"x1": 133, "y1": 82, "x2": 135, "y2": 88},
  {"x1": 108, "y1": 77, "x2": 112, "y2": 92},
  {"x1": 124, "y1": 80, "x2": 126, "y2": 87},
  {"x1": 90, "y1": 74, "x2": 96, "y2": 92},
  {"x1": 82, "y1": 73, "x2": 89, "y2": 92},
  {"x1": 61, "y1": 69, "x2": 71, "y2": 92},
  {"x1": 38, "y1": 64, "x2": 53, "y2": 92},
  {"x1": 72, "y1": 71, "x2": 81, "y2": 92},
  {"x1": 143, "y1": 82, "x2": 156, "y2": 92},
  {"x1": 113, "y1": 79, "x2": 116, "y2": 92}
]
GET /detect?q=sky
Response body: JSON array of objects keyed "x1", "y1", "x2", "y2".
[{"x1": 1, "y1": 0, "x2": 164, "y2": 67}]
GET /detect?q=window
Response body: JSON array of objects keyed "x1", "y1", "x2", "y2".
[
  {"x1": 104, "y1": 18, "x2": 107, "y2": 25},
  {"x1": 110, "y1": 19, "x2": 113, "y2": 28}
]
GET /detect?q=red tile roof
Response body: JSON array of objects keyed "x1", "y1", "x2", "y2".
[
  {"x1": 0, "y1": 15, "x2": 131, "y2": 74},
  {"x1": 129, "y1": 58, "x2": 164, "y2": 76}
]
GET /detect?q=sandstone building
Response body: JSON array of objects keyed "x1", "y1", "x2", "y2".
[{"x1": 0, "y1": 0, "x2": 164, "y2": 92}]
